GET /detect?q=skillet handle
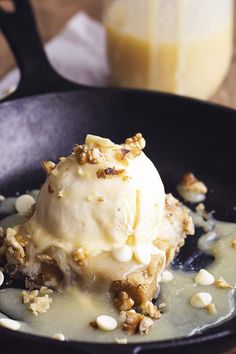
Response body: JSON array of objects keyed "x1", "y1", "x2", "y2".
[{"x1": 0, "y1": 0, "x2": 84, "y2": 101}]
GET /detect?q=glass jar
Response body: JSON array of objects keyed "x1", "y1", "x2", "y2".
[{"x1": 103, "y1": 0, "x2": 234, "y2": 99}]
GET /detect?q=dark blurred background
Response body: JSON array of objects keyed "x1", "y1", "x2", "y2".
[{"x1": 0, "y1": 0, "x2": 235, "y2": 108}]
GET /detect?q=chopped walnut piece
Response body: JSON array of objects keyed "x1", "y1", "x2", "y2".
[
  {"x1": 15, "y1": 233, "x2": 29, "y2": 248},
  {"x1": 73, "y1": 248, "x2": 90, "y2": 266},
  {"x1": 125, "y1": 133, "x2": 146, "y2": 150},
  {"x1": 122, "y1": 311, "x2": 144, "y2": 335},
  {"x1": 231, "y1": 240, "x2": 236, "y2": 249},
  {"x1": 41, "y1": 161, "x2": 56, "y2": 175},
  {"x1": 22, "y1": 290, "x2": 39, "y2": 304},
  {"x1": 96, "y1": 169, "x2": 106, "y2": 179},
  {"x1": 122, "y1": 133, "x2": 146, "y2": 159},
  {"x1": 37, "y1": 254, "x2": 54, "y2": 264},
  {"x1": 87, "y1": 147, "x2": 102, "y2": 164},
  {"x1": 206, "y1": 303, "x2": 217, "y2": 315},
  {"x1": 139, "y1": 316, "x2": 154, "y2": 335},
  {"x1": 179, "y1": 173, "x2": 207, "y2": 194},
  {"x1": 29, "y1": 294, "x2": 52, "y2": 316},
  {"x1": 22, "y1": 287, "x2": 53, "y2": 310},
  {"x1": 114, "y1": 292, "x2": 134, "y2": 311},
  {"x1": 74, "y1": 144, "x2": 102, "y2": 165},
  {"x1": 182, "y1": 207, "x2": 195, "y2": 235},
  {"x1": 39, "y1": 286, "x2": 53, "y2": 296},
  {"x1": 5, "y1": 228, "x2": 29, "y2": 265},
  {"x1": 96, "y1": 167, "x2": 125, "y2": 179},
  {"x1": 141, "y1": 301, "x2": 161, "y2": 319},
  {"x1": 214, "y1": 277, "x2": 233, "y2": 289}
]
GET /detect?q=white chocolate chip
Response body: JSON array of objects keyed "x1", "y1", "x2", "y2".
[
  {"x1": 190, "y1": 292, "x2": 212, "y2": 308},
  {"x1": 0, "y1": 271, "x2": 4, "y2": 287},
  {"x1": 15, "y1": 194, "x2": 35, "y2": 214},
  {"x1": 0, "y1": 318, "x2": 21, "y2": 330},
  {"x1": 116, "y1": 338, "x2": 128, "y2": 344},
  {"x1": 52, "y1": 333, "x2": 65, "y2": 341},
  {"x1": 194, "y1": 269, "x2": 215, "y2": 286},
  {"x1": 161, "y1": 270, "x2": 174, "y2": 283},
  {"x1": 112, "y1": 246, "x2": 132, "y2": 263},
  {"x1": 134, "y1": 245, "x2": 151, "y2": 265},
  {"x1": 96, "y1": 315, "x2": 117, "y2": 331}
]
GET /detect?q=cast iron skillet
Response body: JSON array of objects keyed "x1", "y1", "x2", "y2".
[{"x1": 0, "y1": 1, "x2": 236, "y2": 353}]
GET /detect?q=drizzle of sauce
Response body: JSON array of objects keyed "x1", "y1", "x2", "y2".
[{"x1": 0, "y1": 198, "x2": 235, "y2": 343}]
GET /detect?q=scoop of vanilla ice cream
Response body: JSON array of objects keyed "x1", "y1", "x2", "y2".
[{"x1": 22, "y1": 134, "x2": 165, "y2": 257}]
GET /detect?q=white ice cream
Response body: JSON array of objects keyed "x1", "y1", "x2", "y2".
[{"x1": 22, "y1": 134, "x2": 166, "y2": 257}]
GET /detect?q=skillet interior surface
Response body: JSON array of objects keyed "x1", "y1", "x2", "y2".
[{"x1": 0, "y1": 88, "x2": 236, "y2": 354}]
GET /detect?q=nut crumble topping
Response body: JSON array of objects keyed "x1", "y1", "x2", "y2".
[
  {"x1": 4, "y1": 228, "x2": 29, "y2": 265},
  {"x1": 29, "y1": 294, "x2": 52, "y2": 316},
  {"x1": 74, "y1": 145, "x2": 102, "y2": 165},
  {"x1": 139, "y1": 316, "x2": 154, "y2": 335},
  {"x1": 179, "y1": 173, "x2": 207, "y2": 194},
  {"x1": 41, "y1": 161, "x2": 56, "y2": 175},
  {"x1": 214, "y1": 277, "x2": 233, "y2": 289},
  {"x1": 37, "y1": 254, "x2": 55, "y2": 264},
  {"x1": 140, "y1": 301, "x2": 161, "y2": 319},
  {"x1": 177, "y1": 173, "x2": 208, "y2": 203},
  {"x1": 22, "y1": 286, "x2": 53, "y2": 316},
  {"x1": 22, "y1": 289, "x2": 39, "y2": 304},
  {"x1": 114, "y1": 291, "x2": 134, "y2": 311},
  {"x1": 73, "y1": 248, "x2": 90, "y2": 266},
  {"x1": 206, "y1": 303, "x2": 217, "y2": 315},
  {"x1": 122, "y1": 311, "x2": 144, "y2": 335},
  {"x1": 123, "y1": 133, "x2": 146, "y2": 159}
]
